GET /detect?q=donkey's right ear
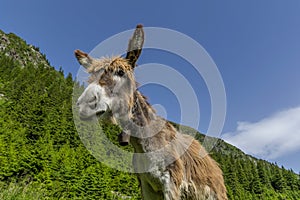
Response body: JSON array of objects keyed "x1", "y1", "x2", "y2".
[
  {"x1": 74, "y1": 49, "x2": 94, "y2": 69},
  {"x1": 126, "y1": 24, "x2": 144, "y2": 68}
]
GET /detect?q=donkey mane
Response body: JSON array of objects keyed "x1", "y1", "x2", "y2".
[{"x1": 130, "y1": 92, "x2": 227, "y2": 198}]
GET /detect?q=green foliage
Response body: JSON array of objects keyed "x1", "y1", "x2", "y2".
[
  {"x1": 211, "y1": 143, "x2": 300, "y2": 199},
  {"x1": 0, "y1": 31, "x2": 299, "y2": 199},
  {"x1": 0, "y1": 181, "x2": 47, "y2": 200},
  {"x1": 0, "y1": 52, "x2": 140, "y2": 199}
]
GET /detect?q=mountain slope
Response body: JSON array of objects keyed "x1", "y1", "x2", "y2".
[
  {"x1": 0, "y1": 30, "x2": 49, "y2": 67},
  {"x1": 0, "y1": 30, "x2": 299, "y2": 200}
]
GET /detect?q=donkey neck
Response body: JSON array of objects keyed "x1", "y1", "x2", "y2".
[
  {"x1": 131, "y1": 91, "x2": 156, "y2": 127},
  {"x1": 116, "y1": 90, "x2": 156, "y2": 131},
  {"x1": 121, "y1": 91, "x2": 167, "y2": 153}
]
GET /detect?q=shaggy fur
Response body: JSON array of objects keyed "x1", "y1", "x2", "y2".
[{"x1": 75, "y1": 25, "x2": 227, "y2": 200}]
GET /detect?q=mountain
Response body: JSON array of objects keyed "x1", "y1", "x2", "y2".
[
  {"x1": 0, "y1": 30, "x2": 299, "y2": 200},
  {"x1": 0, "y1": 30, "x2": 49, "y2": 67}
]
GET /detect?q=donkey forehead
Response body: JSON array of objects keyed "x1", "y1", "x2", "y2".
[
  {"x1": 87, "y1": 56, "x2": 132, "y2": 73},
  {"x1": 87, "y1": 56, "x2": 134, "y2": 83}
]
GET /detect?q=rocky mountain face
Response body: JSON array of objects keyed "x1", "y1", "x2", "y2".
[{"x1": 0, "y1": 30, "x2": 49, "y2": 67}]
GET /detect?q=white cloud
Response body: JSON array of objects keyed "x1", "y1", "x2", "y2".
[{"x1": 222, "y1": 106, "x2": 300, "y2": 159}]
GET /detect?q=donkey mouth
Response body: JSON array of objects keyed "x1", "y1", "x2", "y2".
[
  {"x1": 79, "y1": 115, "x2": 95, "y2": 121},
  {"x1": 79, "y1": 110, "x2": 106, "y2": 121},
  {"x1": 96, "y1": 110, "x2": 106, "y2": 117}
]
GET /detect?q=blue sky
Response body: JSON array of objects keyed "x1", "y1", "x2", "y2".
[{"x1": 1, "y1": 1, "x2": 299, "y2": 172}]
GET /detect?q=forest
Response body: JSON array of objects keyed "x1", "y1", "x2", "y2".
[{"x1": 0, "y1": 30, "x2": 299, "y2": 199}]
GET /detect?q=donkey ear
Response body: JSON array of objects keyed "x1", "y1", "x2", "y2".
[
  {"x1": 74, "y1": 49, "x2": 94, "y2": 69},
  {"x1": 126, "y1": 24, "x2": 144, "y2": 68}
]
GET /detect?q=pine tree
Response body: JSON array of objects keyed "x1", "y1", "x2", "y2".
[
  {"x1": 257, "y1": 161, "x2": 271, "y2": 190},
  {"x1": 271, "y1": 166, "x2": 287, "y2": 192},
  {"x1": 250, "y1": 162, "x2": 263, "y2": 195},
  {"x1": 1, "y1": 31, "x2": 300, "y2": 199}
]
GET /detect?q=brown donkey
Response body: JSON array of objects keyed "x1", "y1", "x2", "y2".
[{"x1": 75, "y1": 25, "x2": 227, "y2": 200}]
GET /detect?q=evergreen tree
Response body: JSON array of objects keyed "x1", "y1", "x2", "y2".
[
  {"x1": 1, "y1": 30, "x2": 300, "y2": 199},
  {"x1": 249, "y1": 162, "x2": 263, "y2": 195},
  {"x1": 271, "y1": 166, "x2": 287, "y2": 192}
]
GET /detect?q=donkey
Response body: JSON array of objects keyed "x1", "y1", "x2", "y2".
[{"x1": 75, "y1": 25, "x2": 227, "y2": 200}]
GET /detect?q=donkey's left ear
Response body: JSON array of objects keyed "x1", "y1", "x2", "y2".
[{"x1": 126, "y1": 24, "x2": 144, "y2": 68}]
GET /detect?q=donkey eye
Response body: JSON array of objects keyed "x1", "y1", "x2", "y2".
[
  {"x1": 116, "y1": 69, "x2": 125, "y2": 77},
  {"x1": 89, "y1": 96, "x2": 96, "y2": 103}
]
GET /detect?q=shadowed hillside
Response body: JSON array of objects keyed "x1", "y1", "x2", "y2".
[{"x1": 0, "y1": 30, "x2": 299, "y2": 199}]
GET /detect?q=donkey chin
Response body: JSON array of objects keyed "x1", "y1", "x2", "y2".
[{"x1": 78, "y1": 106, "x2": 128, "y2": 145}]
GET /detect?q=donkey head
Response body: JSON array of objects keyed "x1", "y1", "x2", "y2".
[{"x1": 75, "y1": 25, "x2": 144, "y2": 125}]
